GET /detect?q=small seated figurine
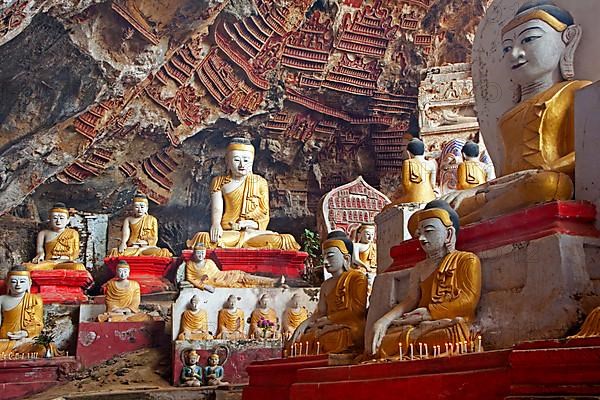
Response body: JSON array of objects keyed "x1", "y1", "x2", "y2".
[
  {"x1": 215, "y1": 295, "x2": 246, "y2": 339},
  {"x1": 187, "y1": 138, "x2": 300, "y2": 251},
  {"x1": 389, "y1": 139, "x2": 437, "y2": 205},
  {"x1": 23, "y1": 203, "x2": 86, "y2": 271},
  {"x1": 98, "y1": 260, "x2": 152, "y2": 322},
  {"x1": 368, "y1": 200, "x2": 482, "y2": 358},
  {"x1": 178, "y1": 294, "x2": 213, "y2": 341},
  {"x1": 290, "y1": 233, "x2": 368, "y2": 355},
  {"x1": 443, "y1": 1, "x2": 590, "y2": 224},
  {"x1": 248, "y1": 294, "x2": 280, "y2": 339},
  {"x1": 183, "y1": 244, "x2": 283, "y2": 291},
  {"x1": 109, "y1": 193, "x2": 172, "y2": 257},
  {"x1": 204, "y1": 351, "x2": 228, "y2": 386},
  {"x1": 352, "y1": 223, "x2": 377, "y2": 288},
  {"x1": 0, "y1": 266, "x2": 45, "y2": 356},
  {"x1": 456, "y1": 141, "x2": 495, "y2": 190},
  {"x1": 282, "y1": 294, "x2": 308, "y2": 338},
  {"x1": 180, "y1": 349, "x2": 203, "y2": 387}
]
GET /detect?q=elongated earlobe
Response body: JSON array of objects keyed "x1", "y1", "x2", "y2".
[{"x1": 560, "y1": 25, "x2": 582, "y2": 80}]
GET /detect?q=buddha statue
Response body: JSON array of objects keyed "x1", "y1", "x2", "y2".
[
  {"x1": 390, "y1": 139, "x2": 437, "y2": 205},
  {"x1": 443, "y1": 1, "x2": 590, "y2": 225},
  {"x1": 186, "y1": 138, "x2": 300, "y2": 251},
  {"x1": 98, "y1": 260, "x2": 152, "y2": 322},
  {"x1": 352, "y1": 224, "x2": 377, "y2": 287},
  {"x1": 248, "y1": 294, "x2": 280, "y2": 340},
  {"x1": 180, "y1": 349, "x2": 203, "y2": 387},
  {"x1": 282, "y1": 294, "x2": 309, "y2": 338},
  {"x1": 0, "y1": 265, "x2": 45, "y2": 356},
  {"x1": 290, "y1": 234, "x2": 368, "y2": 355},
  {"x1": 184, "y1": 244, "x2": 283, "y2": 291},
  {"x1": 109, "y1": 193, "x2": 172, "y2": 257},
  {"x1": 23, "y1": 203, "x2": 86, "y2": 271},
  {"x1": 178, "y1": 294, "x2": 213, "y2": 341},
  {"x1": 456, "y1": 141, "x2": 495, "y2": 190},
  {"x1": 215, "y1": 295, "x2": 246, "y2": 340},
  {"x1": 368, "y1": 200, "x2": 482, "y2": 358},
  {"x1": 204, "y1": 351, "x2": 227, "y2": 386}
]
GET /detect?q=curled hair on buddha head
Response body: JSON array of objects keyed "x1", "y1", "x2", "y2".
[
  {"x1": 7, "y1": 264, "x2": 30, "y2": 279},
  {"x1": 462, "y1": 141, "x2": 480, "y2": 158},
  {"x1": 424, "y1": 199, "x2": 460, "y2": 235},
  {"x1": 227, "y1": 137, "x2": 255, "y2": 154},
  {"x1": 407, "y1": 138, "x2": 425, "y2": 156},
  {"x1": 515, "y1": 0, "x2": 574, "y2": 25}
]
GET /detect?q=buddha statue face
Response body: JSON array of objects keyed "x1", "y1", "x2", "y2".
[
  {"x1": 258, "y1": 294, "x2": 269, "y2": 309},
  {"x1": 133, "y1": 201, "x2": 148, "y2": 218},
  {"x1": 415, "y1": 217, "x2": 454, "y2": 257},
  {"x1": 289, "y1": 294, "x2": 300, "y2": 308},
  {"x1": 49, "y1": 211, "x2": 69, "y2": 231},
  {"x1": 227, "y1": 149, "x2": 254, "y2": 179},
  {"x1": 116, "y1": 265, "x2": 130, "y2": 280},
  {"x1": 192, "y1": 248, "x2": 206, "y2": 262},
  {"x1": 224, "y1": 295, "x2": 238, "y2": 309},
  {"x1": 8, "y1": 274, "x2": 30, "y2": 296},
  {"x1": 322, "y1": 246, "x2": 349, "y2": 275},
  {"x1": 190, "y1": 295, "x2": 201, "y2": 312},
  {"x1": 358, "y1": 226, "x2": 375, "y2": 244}
]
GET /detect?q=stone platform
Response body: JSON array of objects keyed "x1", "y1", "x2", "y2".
[
  {"x1": 104, "y1": 256, "x2": 176, "y2": 294},
  {"x1": 30, "y1": 269, "x2": 93, "y2": 304}
]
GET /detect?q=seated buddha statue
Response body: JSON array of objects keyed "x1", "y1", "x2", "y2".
[
  {"x1": 186, "y1": 138, "x2": 300, "y2": 251},
  {"x1": 178, "y1": 294, "x2": 213, "y2": 340},
  {"x1": 98, "y1": 260, "x2": 152, "y2": 322},
  {"x1": 456, "y1": 141, "x2": 496, "y2": 190},
  {"x1": 0, "y1": 266, "x2": 45, "y2": 356},
  {"x1": 248, "y1": 294, "x2": 280, "y2": 339},
  {"x1": 282, "y1": 294, "x2": 309, "y2": 337},
  {"x1": 109, "y1": 193, "x2": 172, "y2": 257},
  {"x1": 23, "y1": 203, "x2": 86, "y2": 271},
  {"x1": 215, "y1": 295, "x2": 246, "y2": 339},
  {"x1": 389, "y1": 139, "x2": 437, "y2": 205},
  {"x1": 184, "y1": 244, "x2": 283, "y2": 291},
  {"x1": 352, "y1": 224, "x2": 377, "y2": 287},
  {"x1": 368, "y1": 200, "x2": 482, "y2": 358},
  {"x1": 290, "y1": 233, "x2": 368, "y2": 355},
  {"x1": 443, "y1": 1, "x2": 590, "y2": 225}
]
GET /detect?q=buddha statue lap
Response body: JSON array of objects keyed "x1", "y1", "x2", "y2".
[
  {"x1": 215, "y1": 295, "x2": 246, "y2": 340},
  {"x1": 282, "y1": 294, "x2": 309, "y2": 338},
  {"x1": 290, "y1": 234, "x2": 368, "y2": 355},
  {"x1": 23, "y1": 203, "x2": 86, "y2": 271},
  {"x1": 389, "y1": 139, "x2": 437, "y2": 206},
  {"x1": 248, "y1": 294, "x2": 280, "y2": 340},
  {"x1": 443, "y1": 2, "x2": 590, "y2": 225},
  {"x1": 98, "y1": 261, "x2": 152, "y2": 322},
  {"x1": 456, "y1": 141, "x2": 495, "y2": 190},
  {"x1": 186, "y1": 138, "x2": 300, "y2": 251},
  {"x1": 368, "y1": 200, "x2": 482, "y2": 358},
  {"x1": 109, "y1": 193, "x2": 172, "y2": 257},
  {"x1": 178, "y1": 294, "x2": 213, "y2": 341}
]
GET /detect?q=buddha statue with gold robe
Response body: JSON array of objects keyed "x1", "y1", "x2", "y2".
[
  {"x1": 282, "y1": 294, "x2": 308, "y2": 337},
  {"x1": 215, "y1": 295, "x2": 246, "y2": 340},
  {"x1": 178, "y1": 294, "x2": 213, "y2": 340},
  {"x1": 443, "y1": 1, "x2": 590, "y2": 225},
  {"x1": 290, "y1": 234, "x2": 368, "y2": 355},
  {"x1": 98, "y1": 261, "x2": 152, "y2": 322},
  {"x1": 0, "y1": 266, "x2": 46, "y2": 356},
  {"x1": 184, "y1": 244, "x2": 282, "y2": 291},
  {"x1": 456, "y1": 141, "x2": 495, "y2": 190},
  {"x1": 368, "y1": 200, "x2": 482, "y2": 358},
  {"x1": 187, "y1": 138, "x2": 300, "y2": 251},
  {"x1": 23, "y1": 203, "x2": 86, "y2": 271},
  {"x1": 390, "y1": 139, "x2": 437, "y2": 205},
  {"x1": 248, "y1": 294, "x2": 280, "y2": 339},
  {"x1": 109, "y1": 193, "x2": 172, "y2": 257}
]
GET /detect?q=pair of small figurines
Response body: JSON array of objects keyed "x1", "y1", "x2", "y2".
[{"x1": 181, "y1": 349, "x2": 228, "y2": 387}]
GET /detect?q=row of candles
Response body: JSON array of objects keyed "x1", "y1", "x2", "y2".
[
  {"x1": 284, "y1": 341, "x2": 320, "y2": 357},
  {"x1": 397, "y1": 336, "x2": 483, "y2": 360}
]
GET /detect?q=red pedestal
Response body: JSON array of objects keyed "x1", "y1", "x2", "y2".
[
  {"x1": 76, "y1": 320, "x2": 166, "y2": 368},
  {"x1": 388, "y1": 200, "x2": 600, "y2": 272},
  {"x1": 104, "y1": 256, "x2": 175, "y2": 294},
  {"x1": 0, "y1": 356, "x2": 79, "y2": 400},
  {"x1": 29, "y1": 270, "x2": 93, "y2": 304},
  {"x1": 181, "y1": 249, "x2": 308, "y2": 279}
]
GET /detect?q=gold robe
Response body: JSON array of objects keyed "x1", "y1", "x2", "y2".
[
  {"x1": 216, "y1": 308, "x2": 246, "y2": 339},
  {"x1": 25, "y1": 228, "x2": 86, "y2": 271},
  {"x1": 0, "y1": 293, "x2": 45, "y2": 356},
  {"x1": 111, "y1": 215, "x2": 172, "y2": 257},
  {"x1": 98, "y1": 279, "x2": 151, "y2": 322},
  {"x1": 456, "y1": 161, "x2": 487, "y2": 190},
  {"x1": 358, "y1": 242, "x2": 377, "y2": 274},
  {"x1": 187, "y1": 174, "x2": 300, "y2": 251},
  {"x1": 178, "y1": 309, "x2": 213, "y2": 340},
  {"x1": 282, "y1": 307, "x2": 308, "y2": 334},
  {"x1": 298, "y1": 269, "x2": 368, "y2": 355},
  {"x1": 185, "y1": 259, "x2": 276, "y2": 289},
  {"x1": 395, "y1": 159, "x2": 436, "y2": 204},
  {"x1": 570, "y1": 306, "x2": 600, "y2": 338},
  {"x1": 378, "y1": 251, "x2": 481, "y2": 357},
  {"x1": 248, "y1": 308, "x2": 278, "y2": 338}
]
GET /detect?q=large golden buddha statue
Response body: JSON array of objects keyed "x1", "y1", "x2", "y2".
[
  {"x1": 98, "y1": 261, "x2": 152, "y2": 322},
  {"x1": 368, "y1": 200, "x2": 482, "y2": 358},
  {"x1": 23, "y1": 203, "x2": 85, "y2": 271},
  {"x1": 178, "y1": 294, "x2": 213, "y2": 340},
  {"x1": 444, "y1": 1, "x2": 590, "y2": 225},
  {"x1": 109, "y1": 193, "x2": 172, "y2": 257},
  {"x1": 290, "y1": 233, "x2": 368, "y2": 355},
  {"x1": 456, "y1": 141, "x2": 495, "y2": 190},
  {"x1": 0, "y1": 266, "x2": 45, "y2": 356},
  {"x1": 187, "y1": 138, "x2": 300, "y2": 251},
  {"x1": 390, "y1": 139, "x2": 437, "y2": 205},
  {"x1": 215, "y1": 295, "x2": 246, "y2": 340}
]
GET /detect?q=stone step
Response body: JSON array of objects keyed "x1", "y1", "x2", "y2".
[{"x1": 48, "y1": 384, "x2": 245, "y2": 400}]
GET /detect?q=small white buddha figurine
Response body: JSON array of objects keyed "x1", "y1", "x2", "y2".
[
  {"x1": 352, "y1": 223, "x2": 377, "y2": 289},
  {"x1": 178, "y1": 294, "x2": 213, "y2": 341},
  {"x1": 248, "y1": 294, "x2": 280, "y2": 340},
  {"x1": 282, "y1": 294, "x2": 308, "y2": 338},
  {"x1": 215, "y1": 295, "x2": 246, "y2": 340}
]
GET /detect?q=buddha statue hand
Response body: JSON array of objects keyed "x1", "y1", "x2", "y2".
[
  {"x1": 31, "y1": 252, "x2": 45, "y2": 263},
  {"x1": 441, "y1": 187, "x2": 480, "y2": 210},
  {"x1": 289, "y1": 318, "x2": 311, "y2": 344},
  {"x1": 7, "y1": 330, "x2": 28, "y2": 340},
  {"x1": 370, "y1": 315, "x2": 394, "y2": 356},
  {"x1": 111, "y1": 307, "x2": 133, "y2": 315},
  {"x1": 391, "y1": 307, "x2": 432, "y2": 327},
  {"x1": 313, "y1": 316, "x2": 332, "y2": 329},
  {"x1": 118, "y1": 242, "x2": 127, "y2": 253},
  {"x1": 236, "y1": 219, "x2": 259, "y2": 230},
  {"x1": 210, "y1": 224, "x2": 224, "y2": 243}
]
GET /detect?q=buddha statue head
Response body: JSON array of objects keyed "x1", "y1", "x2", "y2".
[
  {"x1": 6, "y1": 265, "x2": 31, "y2": 297},
  {"x1": 115, "y1": 260, "x2": 131, "y2": 280},
  {"x1": 189, "y1": 294, "x2": 201, "y2": 312},
  {"x1": 132, "y1": 193, "x2": 149, "y2": 218},
  {"x1": 257, "y1": 293, "x2": 270, "y2": 309},
  {"x1": 356, "y1": 224, "x2": 375, "y2": 244},
  {"x1": 321, "y1": 232, "x2": 353, "y2": 276},
  {"x1": 224, "y1": 294, "x2": 240, "y2": 310},
  {"x1": 289, "y1": 293, "x2": 301, "y2": 308},
  {"x1": 461, "y1": 140, "x2": 480, "y2": 160},
  {"x1": 407, "y1": 138, "x2": 425, "y2": 158},
  {"x1": 408, "y1": 200, "x2": 460, "y2": 257},
  {"x1": 501, "y1": 1, "x2": 581, "y2": 99},
  {"x1": 226, "y1": 138, "x2": 255, "y2": 179},
  {"x1": 192, "y1": 244, "x2": 206, "y2": 263},
  {"x1": 48, "y1": 203, "x2": 69, "y2": 232}
]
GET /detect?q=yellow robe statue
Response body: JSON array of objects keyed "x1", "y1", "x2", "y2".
[
  {"x1": 187, "y1": 174, "x2": 300, "y2": 251},
  {"x1": 378, "y1": 251, "x2": 481, "y2": 357},
  {"x1": 394, "y1": 159, "x2": 436, "y2": 204},
  {"x1": 216, "y1": 308, "x2": 246, "y2": 339},
  {"x1": 282, "y1": 307, "x2": 308, "y2": 335},
  {"x1": 358, "y1": 242, "x2": 377, "y2": 274},
  {"x1": 185, "y1": 259, "x2": 276, "y2": 289},
  {"x1": 456, "y1": 161, "x2": 487, "y2": 190},
  {"x1": 110, "y1": 215, "x2": 172, "y2": 257},
  {"x1": 248, "y1": 308, "x2": 279, "y2": 339},
  {"x1": 298, "y1": 269, "x2": 368, "y2": 354},
  {"x1": 98, "y1": 279, "x2": 151, "y2": 322},
  {"x1": 0, "y1": 292, "x2": 45, "y2": 356},
  {"x1": 24, "y1": 228, "x2": 86, "y2": 271},
  {"x1": 178, "y1": 309, "x2": 213, "y2": 340}
]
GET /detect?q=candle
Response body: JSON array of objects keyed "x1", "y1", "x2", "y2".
[
  {"x1": 299, "y1": 342, "x2": 303, "y2": 356},
  {"x1": 305, "y1": 341, "x2": 309, "y2": 356},
  {"x1": 470, "y1": 341, "x2": 475, "y2": 353},
  {"x1": 419, "y1": 342, "x2": 423, "y2": 358},
  {"x1": 316, "y1": 342, "x2": 320, "y2": 355},
  {"x1": 399, "y1": 343, "x2": 403, "y2": 360},
  {"x1": 445, "y1": 343, "x2": 449, "y2": 355},
  {"x1": 437, "y1": 345, "x2": 441, "y2": 357},
  {"x1": 424, "y1": 344, "x2": 428, "y2": 358},
  {"x1": 410, "y1": 343, "x2": 414, "y2": 360},
  {"x1": 463, "y1": 341, "x2": 467, "y2": 353},
  {"x1": 477, "y1": 336, "x2": 482, "y2": 352},
  {"x1": 284, "y1": 349, "x2": 288, "y2": 358},
  {"x1": 432, "y1": 345, "x2": 436, "y2": 357}
]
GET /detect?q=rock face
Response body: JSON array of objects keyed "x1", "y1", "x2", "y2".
[{"x1": 0, "y1": 0, "x2": 487, "y2": 265}]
